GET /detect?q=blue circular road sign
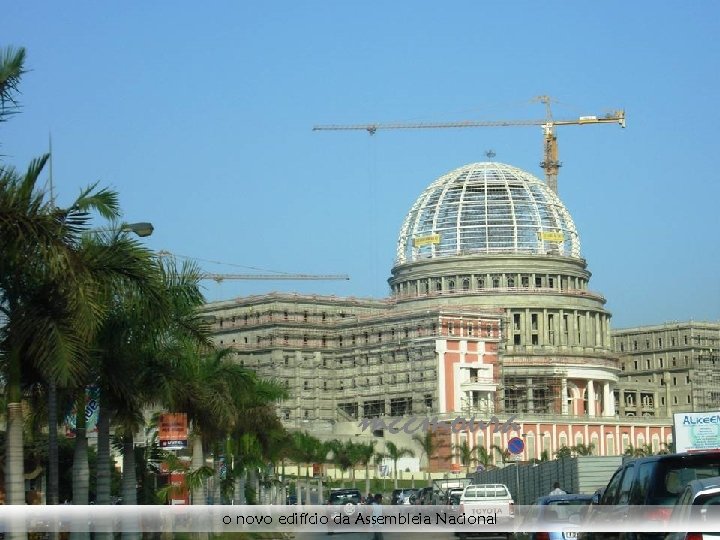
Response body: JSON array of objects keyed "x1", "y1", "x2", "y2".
[{"x1": 508, "y1": 436, "x2": 525, "y2": 455}]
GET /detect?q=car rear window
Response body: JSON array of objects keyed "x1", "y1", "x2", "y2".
[
  {"x1": 464, "y1": 486, "x2": 510, "y2": 498},
  {"x1": 545, "y1": 499, "x2": 592, "y2": 521},
  {"x1": 649, "y1": 457, "x2": 720, "y2": 505},
  {"x1": 329, "y1": 491, "x2": 360, "y2": 504}
]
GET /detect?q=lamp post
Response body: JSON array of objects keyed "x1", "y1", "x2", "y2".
[{"x1": 121, "y1": 222, "x2": 154, "y2": 238}]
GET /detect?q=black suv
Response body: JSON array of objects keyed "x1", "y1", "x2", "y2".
[
  {"x1": 327, "y1": 488, "x2": 362, "y2": 505},
  {"x1": 583, "y1": 451, "x2": 720, "y2": 540}
]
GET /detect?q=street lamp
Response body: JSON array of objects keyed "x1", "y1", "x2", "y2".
[{"x1": 121, "y1": 222, "x2": 154, "y2": 238}]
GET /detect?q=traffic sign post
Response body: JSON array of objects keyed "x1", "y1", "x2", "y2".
[
  {"x1": 507, "y1": 436, "x2": 526, "y2": 504},
  {"x1": 507, "y1": 436, "x2": 525, "y2": 455}
]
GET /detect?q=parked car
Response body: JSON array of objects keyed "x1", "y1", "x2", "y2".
[
  {"x1": 391, "y1": 488, "x2": 420, "y2": 505},
  {"x1": 326, "y1": 489, "x2": 363, "y2": 535},
  {"x1": 515, "y1": 493, "x2": 593, "y2": 540},
  {"x1": 665, "y1": 476, "x2": 720, "y2": 540},
  {"x1": 582, "y1": 451, "x2": 720, "y2": 540},
  {"x1": 456, "y1": 483, "x2": 515, "y2": 540}
]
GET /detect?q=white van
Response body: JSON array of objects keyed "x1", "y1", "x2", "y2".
[{"x1": 459, "y1": 483, "x2": 514, "y2": 520}]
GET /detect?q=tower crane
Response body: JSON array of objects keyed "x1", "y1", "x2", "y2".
[
  {"x1": 156, "y1": 251, "x2": 349, "y2": 283},
  {"x1": 313, "y1": 95, "x2": 625, "y2": 193},
  {"x1": 200, "y1": 273, "x2": 349, "y2": 283}
]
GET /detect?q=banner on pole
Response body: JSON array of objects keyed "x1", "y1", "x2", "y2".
[{"x1": 159, "y1": 413, "x2": 188, "y2": 450}]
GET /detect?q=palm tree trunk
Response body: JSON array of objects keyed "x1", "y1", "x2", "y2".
[
  {"x1": 191, "y1": 434, "x2": 205, "y2": 505},
  {"x1": 365, "y1": 463, "x2": 371, "y2": 496},
  {"x1": 394, "y1": 459, "x2": 399, "y2": 489},
  {"x1": 94, "y1": 405, "x2": 113, "y2": 540},
  {"x1": 305, "y1": 469, "x2": 311, "y2": 504},
  {"x1": 47, "y1": 381, "x2": 60, "y2": 506},
  {"x1": 121, "y1": 434, "x2": 139, "y2": 540},
  {"x1": 121, "y1": 434, "x2": 137, "y2": 504},
  {"x1": 5, "y1": 351, "x2": 25, "y2": 505},
  {"x1": 70, "y1": 391, "x2": 90, "y2": 540},
  {"x1": 96, "y1": 406, "x2": 112, "y2": 504},
  {"x1": 72, "y1": 392, "x2": 90, "y2": 504}
]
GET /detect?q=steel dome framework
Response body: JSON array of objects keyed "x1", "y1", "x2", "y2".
[{"x1": 396, "y1": 162, "x2": 581, "y2": 264}]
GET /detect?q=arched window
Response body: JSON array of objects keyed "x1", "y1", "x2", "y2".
[
  {"x1": 606, "y1": 434, "x2": 615, "y2": 455},
  {"x1": 448, "y1": 280, "x2": 455, "y2": 292},
  {"x1": 507, "y1": 276, "x2": 515, "y2": 288},
  {"x1": 477, "y1": 277, "x2": 485, "y2": 289},
  {"x1": 462, "y1": 278, "x2": 470, "y2": 291}
]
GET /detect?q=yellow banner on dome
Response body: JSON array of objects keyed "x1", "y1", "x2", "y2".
[
  {"x1": 538, "y1": 231, "x2": 564, "y2": 243},
  {"x1": 413, "y1": 234, "x2": 441, "y2": 247}
]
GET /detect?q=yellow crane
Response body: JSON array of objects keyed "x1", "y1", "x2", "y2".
[
  {"x1": 156, "y1": 251, "x2": 349, "y2": 283},
  {"x1": 313, "y1": 95, "x2": 625, "y2": 193}
]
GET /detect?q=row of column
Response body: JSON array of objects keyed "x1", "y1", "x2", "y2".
[
  {"x1": 511, "y1": 308, "x2": 611, "y2": 348},
  {"x1": 394, "y1": 272, "x2": 588, "y2": 297}
]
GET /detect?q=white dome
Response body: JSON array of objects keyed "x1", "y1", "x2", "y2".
[{"x1": 396, "y1": 162, "x2": 581, "y2": 264}]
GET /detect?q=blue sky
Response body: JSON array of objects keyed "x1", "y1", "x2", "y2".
[{"x1": 3, "y1": 1, "x2": 719, "y2": 328}]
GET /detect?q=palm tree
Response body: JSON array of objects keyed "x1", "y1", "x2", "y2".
[
  {"x1": 353, "y1": 441, "x2": 376, "y2": 496},
  {"x1": 476, "y1": 445, "x2": 495, "y2": 470},
  {"x1": 379, "y1": 441, "x2": 414, "y2": 489},
  {"x1": 92, "y1": 254, "x2": 204, "y2": 511},
  {"x1": 166, "y1": 346, "x2": 257, "y2": 505},
  {"x1": 453, "y1": 440, "x2": 477, "y2": 475},
  {"x1": 571, "y1": 442, "x2": 596, "y2": 456},
  {"x1": 224, "y1": 380, "x2": 288, "y2": 504},
  {"x1": 1, "y1": 161, "x2": 128, "y2": 505},
  {"x1": 491, "y1": 444, "x2": 511, "y2": 465},
  {"x1": 290, "y1": 431, "x2": 325, "y2": 504},
  {"x1": 2, "y1": 46, "x2": 147, "y2": 509},
  {"x1": 412, "y1": 431, "x2": 437, "y2": 486},
  {"x1": 623, "y1": 444, "x2": 649, "y2": 457},
  {"x1": 0, "y1": 46, "x2": 25, "y2": 123},
  {"x1": 328, "y1": 440, "x2": 353, "y2": 487}
]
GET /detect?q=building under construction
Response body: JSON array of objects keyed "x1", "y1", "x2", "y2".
[
  {"x1": 203, "y1": 161, "x2": 683, "y2": 462},
  {"x1": 612, "y1": 322, "x2": 720, "y2": 416}
]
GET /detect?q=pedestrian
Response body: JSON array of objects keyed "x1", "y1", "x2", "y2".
[
  {"x1": 549, "y1": 481, "x2": 566, "y2": 496},
  {"x1": 372, "y1": 493, "x2": 383, "y2": 540}
]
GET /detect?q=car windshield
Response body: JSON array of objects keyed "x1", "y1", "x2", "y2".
[{"x1": 650, "y1": 458, "x2": 720, "y2": 505}]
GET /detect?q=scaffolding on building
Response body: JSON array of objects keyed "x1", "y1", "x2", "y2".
[
  {"x1": 501, "y1": 375, "x2": 564, "y2": 415},
  {"x1": 691, "y1": 347, "x2": 720, "y2": 412}
]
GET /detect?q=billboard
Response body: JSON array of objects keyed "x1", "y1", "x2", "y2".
[
  {"x1": 159, "y1": 413, "x2": 188, "y2": 450},
  {"x1": 673, "y1": 411, "x2": 720, "y2": 453}
]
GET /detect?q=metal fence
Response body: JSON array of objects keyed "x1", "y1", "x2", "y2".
[{"x1": 468, "y1": 455, "x2": 622, "y2": 504}]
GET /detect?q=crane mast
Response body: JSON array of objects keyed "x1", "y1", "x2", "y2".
[{"x1": 313, "y1": 95, "x2": 625, "y2": 194}]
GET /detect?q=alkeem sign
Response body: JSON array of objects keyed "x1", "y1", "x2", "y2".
[{"x1": 673, "y1": 411, "x2": 720, "y2": 453}]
